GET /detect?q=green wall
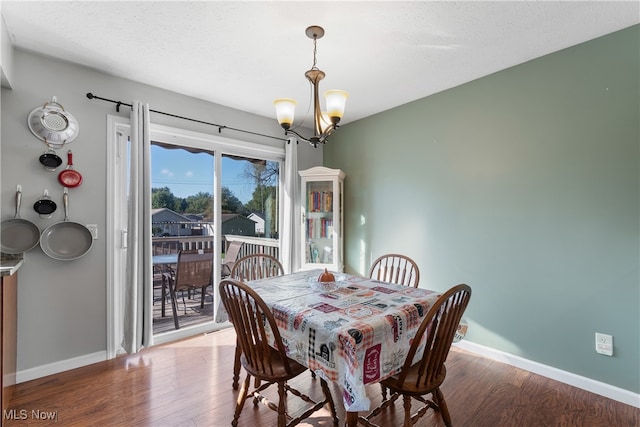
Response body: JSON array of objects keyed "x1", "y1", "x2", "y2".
[{"x1": 325, "y1": 25, "x2": 639, "y2": 393}]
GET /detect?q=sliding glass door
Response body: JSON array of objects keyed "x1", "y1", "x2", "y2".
[
  {"x1": 108, "y1": 116, "x2": 284, "y2": 352},
  {"x1": 150, "y1": 143, "x2": 216, "y2": 334},
  {"x1": 150, "y1": 144, "x2": 281, "y2": 336}
]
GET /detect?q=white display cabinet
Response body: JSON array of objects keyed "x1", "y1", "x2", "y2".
[{"x1": 299, "y1": 167, "x2": 345, "y2": 272}]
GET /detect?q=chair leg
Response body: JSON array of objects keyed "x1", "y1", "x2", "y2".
[
  {"x1": 232, "y1": 341, "x2": 241, "y2": 390},
  {"x1": 402, "y1": 394, "x2": 412, "y2": 427},
  {"x1": 231, "y1": 337, "x2": 260, "y2": 390},
  {"x1": 167, "y1": 279, "x2": 180, "y2": 330},
  {"x1": 320, "y1": 377, "x2": 339, "y2": 425},
  {"x1": 200, "y1": 286, "x2": 206, "y2": 309},
  {"x1": 232, "y1": 373, "x2": 251, "y2": 427},
  {"x1": 277, "y1": 381, "x2": 287, "y2": 427},
  {"x1": 381, "y1": 384, "x2": 388, "y2": 401},
  {"x1": 434, "y1": 387, "x2": 453, "y2": 427},
  {"x1": 161, "y1": 274, "x2": 167, "y2": 317}
]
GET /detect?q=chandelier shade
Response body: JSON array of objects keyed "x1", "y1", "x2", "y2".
[
  {"x1": 324, "y1": 90, "x2": 348, "y2": 120},
  {"x1": 273, "y1": 98, "x2": 297, "y2": 128},
  {"x1": 273, "y1": 26, "x2": 348, "y2": 147}
]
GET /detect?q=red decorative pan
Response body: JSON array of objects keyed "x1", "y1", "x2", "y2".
[{"x1": 58, "y1": 150, "x2": 83, "y2": 188}]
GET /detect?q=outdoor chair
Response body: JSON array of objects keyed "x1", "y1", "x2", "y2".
[
  {"x1": 219, "y1": 279, "x2": 339, "y2": 427},
  {"x1": 368, "y1": 253, "x2": 420, "y2": 288},
  {"x1": 221, "y1": 240, "x2": 244, "y2": 278},
  {"x1": 164, "y1": 250, "x2": 214, "y2": 329},
  {"x1": 229, "y1": 253, "x2": 284, "y2": 390},
  {"x1": 153, "y1": 240, "x2": 181, "y2": 313},
  {"x1": 358, "y1": 284, "x2": 472, "y2": 427}
]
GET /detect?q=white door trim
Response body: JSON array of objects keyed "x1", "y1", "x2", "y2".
[
  {"x1": 106, "y1": 114, "x2": 130, "y2": 358},
  {"x1": 106, "y1": 115, "x2": 285, "y2": 357}
]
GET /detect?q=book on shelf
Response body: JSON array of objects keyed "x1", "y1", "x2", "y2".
[
  {"x1": 306, "y1": 218, "x2": 334, "y2": 239},
  {"x1": 308, "y1": 190, "x2": 333, "y2": 212}
]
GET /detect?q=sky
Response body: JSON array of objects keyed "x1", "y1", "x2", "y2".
[{"x1": 151, "y1": 145, "x2": 257, "y2": 203}]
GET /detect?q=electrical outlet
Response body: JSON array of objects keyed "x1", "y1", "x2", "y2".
[
  {"x1": 86, "y1": 224, "x2": 98, "y2": 240},
  {"x1": 595, "y1": 333, "x2": 613, "y2": 356}
]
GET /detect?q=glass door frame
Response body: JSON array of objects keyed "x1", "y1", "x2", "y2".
[{"x1": 107, "y1": 115, "x2": 285, "y2": 356}]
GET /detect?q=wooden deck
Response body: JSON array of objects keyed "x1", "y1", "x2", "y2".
[
  {"x1": 151, "y1": 233, "x2": 279, "y2": 335},
  {"x1": 152, "y1": 278, "x2": 214, "y2": 334},
  {"x1": 5, "y1": 328, "x2": 638, "y2": 426}
]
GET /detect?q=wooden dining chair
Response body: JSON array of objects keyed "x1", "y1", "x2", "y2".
[
  {"x1": 368, "y1": 253, "x2": 420, "y2": 288},
  {"x1": 229, "y1": 253, "x2": 284, "y2": 390},
  {"x1": 369, "y1": 254, "x2": 422, "y2": 400},
  {"x1": 230, "y1": 253, "x2": 285, "y2": 282},
  {"x1": 358, "y1": 284, "x2": 472, "y2": 427},
  {"x1": 163, "y1": 250, "x2": 213, "y2": 330},
  {"x1": 219, "y1": 279, "x2": 339, "y2": 427}
]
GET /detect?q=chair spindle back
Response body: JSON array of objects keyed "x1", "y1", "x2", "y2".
[
  {"x1": 398, "y1": 284, "x2": 471, "y2": 389},
  {"x1": 219, "y1": 279, "x2": 295, "y2": 379},
  {"x1": 369, "y1": 253, "x2": 420, "y2": 288},
  {"x1": 230, "y1": 254, "x2": 284, "y2": 282}
]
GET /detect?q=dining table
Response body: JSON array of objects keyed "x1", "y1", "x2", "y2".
[
  {"x1": 152, "y1": 253, "x2": 178, "y2": 266},
  {"x1": 244, "y1": 268, "x2": 442, "y2": 427}
]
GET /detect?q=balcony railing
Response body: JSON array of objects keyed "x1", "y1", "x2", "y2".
[
  {"x1": 224, "y1": 234, "x2": 279, "y2": 259},
  {"x1": 152, "y1": 234, "x2": 279, "y2": 260}
]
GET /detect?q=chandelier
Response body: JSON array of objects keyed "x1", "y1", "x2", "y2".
[{"x1": 273, "y1": 26, "x2": 348, "y2": 147}]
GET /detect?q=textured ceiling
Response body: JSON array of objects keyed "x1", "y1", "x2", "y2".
[{"x1": 2, "y1": 1, "x2": 638, "y2": 125}]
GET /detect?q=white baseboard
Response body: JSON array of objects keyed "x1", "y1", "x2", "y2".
[
  {"x1": 15, "y1": 325, "x2": 234, "y2": 385},
  {"x1": 16, "y1": 351, "x2": 107, "y2": 384},
  {"x1": 454, "y1": 340, "x2": 640, "y2": 408},
  {"x1": 15, "y1": 340, "x2": 640, "y2": 409}
]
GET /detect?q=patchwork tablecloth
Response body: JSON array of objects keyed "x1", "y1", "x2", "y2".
[{"x1": 247, "y1": 269, "x2": 440, "y2": 411}]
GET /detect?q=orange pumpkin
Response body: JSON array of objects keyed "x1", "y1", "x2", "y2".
[{"x1": 318, "y1": 268, "x2": 335, "y2": 282}]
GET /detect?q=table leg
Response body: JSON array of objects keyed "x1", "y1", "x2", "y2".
[{"x1": 345, "y1": 411, "x2": 358, "y2": 427}]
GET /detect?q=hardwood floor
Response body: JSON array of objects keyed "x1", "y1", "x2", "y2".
[{"x1": 5, "y1": 328, "x2": 639, "y2": 426}]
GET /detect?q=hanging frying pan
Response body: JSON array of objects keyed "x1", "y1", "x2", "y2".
[
  {"x1": 1, "y1": 186, "x2": 40, "y2": 254},
  {"x1": 58, "y1": 150, "x2": 83, "y2": 188},
  {"x1": 33, "y1": 189, "x2": 57, "y2": 218},
  {"x1": 27, "y1": 96, "x2": 79, "y2": 147},
  {"x1": 40, "y1": 188, "x2": 93, "y2": 261},
  {"x1": 39, "y1": 145, "x2": 63, "y2": 171}
]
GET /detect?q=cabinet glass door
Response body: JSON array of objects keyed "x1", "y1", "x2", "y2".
[{"x1": 304, "y1": 180, "x2": 335, "y2": 265}]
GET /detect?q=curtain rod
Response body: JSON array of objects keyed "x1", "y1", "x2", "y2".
[{"x1": 85, "y1": 92, "x2": 287, "y2": 142}]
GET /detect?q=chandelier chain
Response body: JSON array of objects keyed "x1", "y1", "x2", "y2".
[{"x1": 312, "y1": 36, "x2": 318, "y2": 70}]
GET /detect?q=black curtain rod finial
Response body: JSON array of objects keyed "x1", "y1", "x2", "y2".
[{"x1": 86, "y1": 93, "x2": 94, "y2": 99}]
